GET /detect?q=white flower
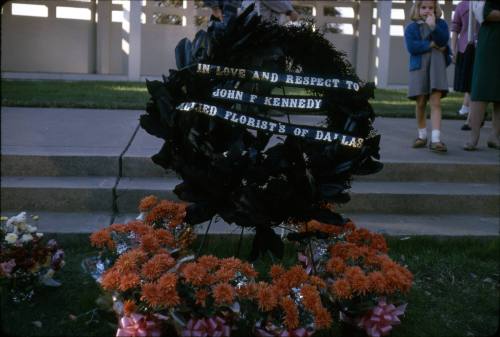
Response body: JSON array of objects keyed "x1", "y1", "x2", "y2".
[
  {"x1": 5, "y1": 233, "x2": 18, "y2": 244},
  {"x1": 20, "y1": 234, "x2": 33, "y2": 242},
  {"x1": 36, "y1": 233, "x2": 44, "y2": 238},
  {"x1": 26, "y1": 225, "x2": 38, "y2": 233},
  {"x1": 6, "y1": 212, "x2": 27, "y2": 228}
]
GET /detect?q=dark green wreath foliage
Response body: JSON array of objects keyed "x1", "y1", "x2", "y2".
[{"x1": 140, "y1": 6, "x2": 382, "y2": 260}]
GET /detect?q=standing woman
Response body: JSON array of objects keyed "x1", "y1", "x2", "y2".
[
  {"x1": 405, "y1": 0, "x2": 452, "y2": 153},
  {"x1": 451, "y1": 0, "x2": 479, "y2": 130},
  {"x1": 464, "y1": 0, "x2": 500, "y2": 150}
]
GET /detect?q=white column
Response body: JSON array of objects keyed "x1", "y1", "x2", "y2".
[
  {"x1": 355, "y1": 1, "x2": 374, "y2": 82},
  {"x1": 375, "y1": 0, "x2": 392, "y2": 88},
  {"x1": 123, "y1": 0, "x2": 142, "y2": 81},
  {"x1": 96, "y1": 0, "x2": 112, "y2": 74}
]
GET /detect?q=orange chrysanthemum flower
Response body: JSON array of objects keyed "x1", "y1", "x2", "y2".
[
  {"x1": 90, "y1": 229, "x2": 115, "y2": 250},
  {"x1": 257, "y1": 283, "x2": 278, "y2": 311},
  {"x1": 115, "y1": 248, "x2": 147, "y2": 273},
  {"x1": 215, "y1": 267, "x2": 234, "y2": 283},
  {"x1": 141, "y1": 253, "x2": 176, "y2": 280},
  {"x1": 140, "y1": 233, "x2": 160, "y2": 253},
  {"x1": 101, "y1": 269, "x2": 121, "y2": 290},
  {"x1": 344, "y1": 266, "x2": 364, "y2": 280},
  {"x1": 197, "y1": 255, "x2": 220, "y2": 271},
  {"x1": 108, "y1": 223, "x2": 129, "y2": 233},
  {"x1": 280, "y1": 265, "x2": 309, "y2": 289},
  {"x1": 300, "y1": 284, "x2": 321, "y2": 312},
  {"x1": 155, "y1": 229, "x2": 175, "y2": 247},
  {"x1": 313, "y1": 306, "x2": 332, "y2": 329},
  {"x1": 269, "y1": 264, "x2": 286, "y2": 279},
  {"x1": 332, "y1": 278, "x2": 352, "y2": 299},
  {"x1": 156, "y1": 273, "x2": 180, "y2": 307},
  {"x1": 326, "y1": 257, "x2": 345, "y2": 274},
  {"x1": 212, "y1": 283, "x2": 235, "y2": 305},
  {"x1": 119, "y1": 272, "x2": 141, "y2": 291},
  {"x1": 182, "y1": 262, "x2": 208, "y2": 286},
  {"x1": 384, "y1": 266, "x2": 413, "y2": 293},
  {"x1": 123, "y1": 300, "x2": 137, "y2": 315},
  {"x1": 309, "y1": 275, "x2": 327, "y2": 289},
  {"x1": 141, "y1": 282, "x2": 162, "y2": 307},
  {"x1": 350, "y1": 273, "x2": 370, "y2": 295},
  {"x1": 220, "y1": 257, "x2": 241, "y2": 270},
  {"x1": 370, "y1": 233, "x2": 388, "y2": 253},
  {"x1": 127, "y1": 221, "x2": 154, "y2": 236},
  {"x1": 281, "y1": 297, "x2": 299, "y2": 330},
  {"x1": 240, "y1": 262, "x2": 258, "y2": 278},
  {"x1": 139, "y1": 195, "x2": 159, "y2": 212},
  {"x1": 329, "y1": 242, "x2": 357, "y2": 260},
  {"x1": 145, "y1": 200, "x2": 187, "y2": 227},
  {"x1": 368, "y1": 271, "x2": 387, "y2": 294}
]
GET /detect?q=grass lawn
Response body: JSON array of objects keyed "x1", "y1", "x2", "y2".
[
  {"x1": 1, "y1": 234, "x2": 498, "y2": 337},
  {"x1": 1, "y1": 79, "x2": 489, "y2": 120}
]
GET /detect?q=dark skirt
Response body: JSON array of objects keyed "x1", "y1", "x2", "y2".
[{"x1": 453, "y1": 44, "x2": 475, "y2": 93}]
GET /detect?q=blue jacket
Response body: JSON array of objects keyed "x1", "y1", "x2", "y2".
[{"x1": 404, "y1": 19, "x2": 452, "y2": 71}]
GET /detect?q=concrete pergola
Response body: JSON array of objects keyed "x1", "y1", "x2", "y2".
[{"x1": 112, "y1": 1, "x2": 394, "y2": 85}]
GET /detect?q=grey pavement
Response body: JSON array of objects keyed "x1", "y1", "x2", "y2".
[{"x1": 1, "y1": 107, "x2": 499, "y2": 235}]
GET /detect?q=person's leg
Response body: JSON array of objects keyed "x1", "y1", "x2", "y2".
[
  {"x1": 429, "y1": 91, "x2": 442, "y2": 132},
  {"x1": 487, "y1": 102, "x2": 500, "y2": 148},
  {"x1": 416, "y1": 95, "x2": 427, "y2": 129},
  {"x1": 462, "y1": 92, "x2": 472, "y2": 130},
  {"x1": 413, "y1": 95, "x2": 428, "y2": 147},
  {"x1": 465, "y1": 101, "x2": 487, "y2": 149},
  {"x1": 464, "y1": 92, "x2": 470, "y2": 108},
  {"x1": 429, "y1": 91, "x2": 447, "y2": 152},
  {"x1": 459, "y1": 92, "x2": 470, "y2": 115}
]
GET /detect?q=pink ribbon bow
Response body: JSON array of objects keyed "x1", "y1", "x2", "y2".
[
  {"x1": 357, "y1": 298, "x2": 407, "y2": 337},
  {"x1": 255, "y1": 322, "x2": 314, "y2": 337},
  {"x1": 116, "y1": 313, "x2": 161, "y2": 337},
  {"x1": 182, "y1": 317, "x2": 231, "y2": 337}
]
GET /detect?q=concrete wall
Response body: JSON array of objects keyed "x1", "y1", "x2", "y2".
[{"x1": 1, "y1": 0, "x2": 459, "y2": 87}]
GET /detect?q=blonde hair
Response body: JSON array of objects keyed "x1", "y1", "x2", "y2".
[{"x1": 409, "y1": 0, "x2": 443, "y2": 21}]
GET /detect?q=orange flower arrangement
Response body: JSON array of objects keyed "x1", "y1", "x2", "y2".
[
  {"x1": 90, "y1": 197, "x2": 413, "y2": 337},
  {"x1": 289, "y1": 218, "x2": 412, "y2": 336}
]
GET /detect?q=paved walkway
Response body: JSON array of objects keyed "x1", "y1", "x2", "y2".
[
  {"x1": 1, "y1": 107, "x2": 499, "y2": 236},
  {"x1": 2, "y1": 107, "x2": 498, "y2": 162}
]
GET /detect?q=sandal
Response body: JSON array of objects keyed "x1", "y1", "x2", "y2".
[
  {"x1": 463, "y1": 142, "x2": 477, "y2": 151},
  {"x1": 412, "y1": 138, "x2": 427, "y2": 148},
  {"x1": 429, "y1": 141, "x2": 447, "y2": 153}
]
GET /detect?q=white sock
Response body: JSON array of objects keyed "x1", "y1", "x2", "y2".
[
  {"x1": 431, "y1": 129, "x2": 441, "y2": 143},
  {"x1": 459, "y1": 105, "x2": 469, "y2": 115},
  {"x1": 418, "y1": 128, "x2": 427, "y2": 140}
]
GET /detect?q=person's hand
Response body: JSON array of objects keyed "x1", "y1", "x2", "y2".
[
  {"x1": 211, "y1": 7, "x2": 223, "y2": 20},
  {"x1": 287, "y1": 10, "x2": 299, "y2": 22},
  {"x1": 431, "y1": 41, "x2": 447, "y2": 53},
  {"x1": 425, "y1": 12, "x2": 436, "y2": 30},
  {"x1": 451, "y1": 50, "x2": 457, "y2": 63}
]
